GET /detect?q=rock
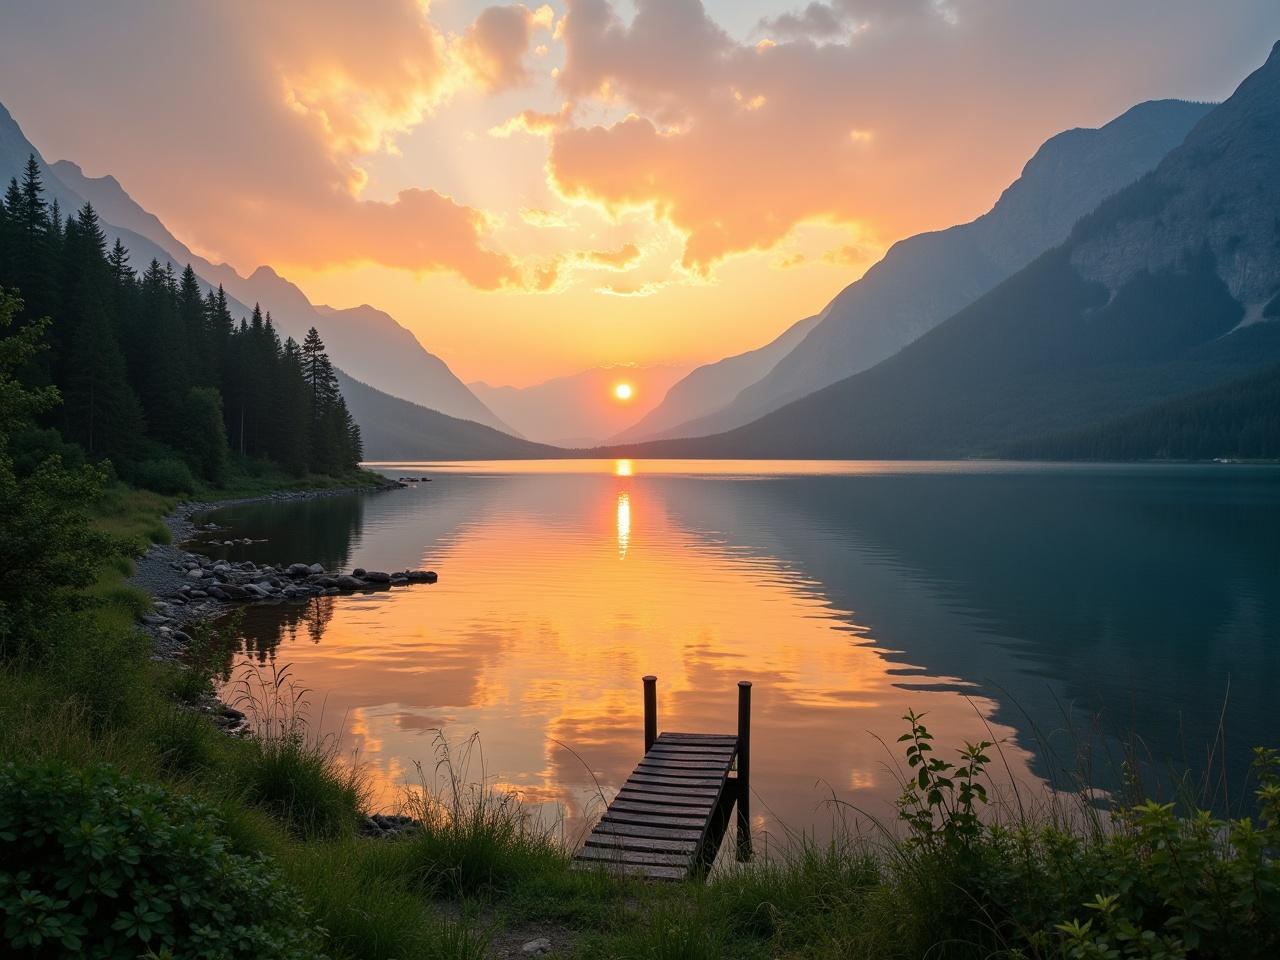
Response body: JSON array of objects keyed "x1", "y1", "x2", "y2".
[
  {"x1": 186, "y1": 568, "x2": 204, "y2": 579},
  {"x1": 286, "y1": 563, "x2": 311, "y2": 578},
  {"x1": 308, "y1": 562, "x2": 324, "y2": 575},
  {"x1": 522, "y1": 939, "x2": 552, "y2": 956},
  {"x1": 352, "y1": 567, "x2": 366, "y2": 578},
  {"x1": 406, "y1": 570, "x2": 438, "y2": 583},
  {"x1": 336, "y1": 575, "x2": 364, "y2": 589},
  {"x1": 363, "y1": 570, "x2": 391, "y2": 583},
  {"x1": 218, "y1": 583, "x2": 249, "y2": 599},
  {"x1": 244, "y1": 583, "x2": 272, "y2": 599},
  {"x1": 390, "y1": 575, "x2": 408, "y2": 585}
]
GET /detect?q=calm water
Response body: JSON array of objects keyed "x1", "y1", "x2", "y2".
[{"x1": 206, "y1": 460, "x2": 1280, "y2": 840}]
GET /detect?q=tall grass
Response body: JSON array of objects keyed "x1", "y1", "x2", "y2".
[{"x1": 226, "y1": 659, "x2": 371, "y2": 839}]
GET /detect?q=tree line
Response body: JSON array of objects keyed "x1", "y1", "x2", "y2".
[
  {"x1": 1006, "y1": 361, "x2": 1280, "y2": 461},
  {"x1": 0, "y1": 155, "x2": 361, "y2": 488}
]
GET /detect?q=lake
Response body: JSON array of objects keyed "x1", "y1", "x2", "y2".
[{"x1": 204, "y1": 460, "x2": 1280, "y2": 844}]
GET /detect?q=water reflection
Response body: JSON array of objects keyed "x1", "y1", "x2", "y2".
[
  {"x1": 209, "y1": 461, "x2": 1280, "y2": 835},
  {"x1": 616, "y1": 493, "x2": 631, "y2": 559}
]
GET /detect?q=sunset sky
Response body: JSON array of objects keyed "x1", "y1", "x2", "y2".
[{"x1": 1, "y1": 1, "x2": 1277, "y2": 385}]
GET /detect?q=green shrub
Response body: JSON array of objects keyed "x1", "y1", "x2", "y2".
[
  {"x1": 132, "y1": 458, "x2": 197, "y2": 495},
  {"x1": 880, "y1": 716, "x2": 1280, "y2": 959},
  {"x1": 0, "y1": 760, "x2": 323, "y2": 959}
]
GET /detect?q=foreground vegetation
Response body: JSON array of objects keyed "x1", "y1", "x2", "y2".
[{"x1": 0, "y1": 275, "x2": 1276, "y2": 957}]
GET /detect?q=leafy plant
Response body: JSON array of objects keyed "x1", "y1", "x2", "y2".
[
  {"x1": 0, "y1": 759, "x2": 324, "y2": 959},
  {"x1": 896, "y1": 709, "x2": 994, "y2": 849}
]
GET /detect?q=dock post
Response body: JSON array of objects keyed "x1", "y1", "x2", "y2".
[
  {"x1": 736, "y1": 680, "x2": 752, "y2": 861},
  {"x1": 643, "y1": 675, "x2": 658, "y2": 753}
]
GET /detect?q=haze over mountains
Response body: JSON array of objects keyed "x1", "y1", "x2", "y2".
[
  {"x1": 615, "y1": 42, "x2": 1280, "y2": 459},
  {"x1": 641, "y1": 98, "x2": 1214, "y2": 442},
  {"x1": 471, "y1": 364, "x2": 691, "y2": 446}
]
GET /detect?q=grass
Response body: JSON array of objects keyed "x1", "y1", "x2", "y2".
[
  {"x1": 192, "y1": 461, "x2": 389, "y2": 501},
  {"x1": 2, "y1": 482, "x2": 1277, "y2": 959}
]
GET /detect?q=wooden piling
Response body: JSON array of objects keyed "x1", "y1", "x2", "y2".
[
  {"x1": 643, "y1": 675, "x2": 658, "y2": 754},
  {"x1": 736, "y1": 680, "x2": 752, "y2": 861}
]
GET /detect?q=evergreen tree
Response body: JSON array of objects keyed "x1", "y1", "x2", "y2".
[{"x1": 0, "y1": 183, "x2": 362, "y2": 485}]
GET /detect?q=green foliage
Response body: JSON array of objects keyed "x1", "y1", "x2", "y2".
[
  {"x1": 0, "y1": 157, "x2": 362, "y2": 483},
  {"x1": 0, "y1": 288, "x2": 113, "y2": 660},
  {"x1": 876, "y1": 716, "x2": 1280, "y2": 960},
  {"x1": 131, "y1": 457, "x2": 197, "y2": 495},
  {"x1": 225, "y1": 663, "x2": 368, "y2": 840},
  {"x1": 176, "y1": 386, "x2": 230, "y2": 482},
  {"x1": 0, "y1": 760, "x2": 324, "y2": 959}
]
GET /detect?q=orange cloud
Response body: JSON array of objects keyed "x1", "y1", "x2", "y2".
[{"x1": 543, "y1": 0, "x2": 1021, "y2": 270}]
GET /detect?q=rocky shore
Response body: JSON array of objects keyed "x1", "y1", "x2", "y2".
[{"x1": 130, "y1": 478, "x2": 433, "y2": 659}]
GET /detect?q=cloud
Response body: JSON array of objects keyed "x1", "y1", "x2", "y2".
[
  {"x1": 581, "y1": 242, "x2": 641, "y2": 269},
  {"x1": 489, "y1": 104, "x2": 572, "y2": 138},
  {"x1": 460, "y1": 4, "x2": 554, "y2": 92},
  {"x1": 543, "y1": 0, "x2": 1032, "y2": 270},
  {"x1": 759, "y1": 1, "x2": 957, "y2": 40},
  {"x1": 759, "y1": 3, "x2": 846, "y2": 40},
  {"x1": 0, "y1": 0, "x2": 560, "y2": 288}
]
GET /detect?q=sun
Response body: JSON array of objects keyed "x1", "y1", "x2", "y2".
[{"x1": 613, "y1": 382, "x2": 634, "y2": 401}]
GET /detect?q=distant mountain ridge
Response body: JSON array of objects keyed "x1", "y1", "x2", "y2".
[
  {"x1": 471, "y1": 364, "x2": 691, "y2": 446},
  {"x1": 336, "y1": 370, "x2": 557, "y2": 461},
  {"x1": 610, "y1": 312, "x2": 822, "y2": 443},
  {"x1": 613, "y1": 44, "x2": 1280, "y2": 459},
  {"x1": 654, "y1": 98, "x2": 1214, "y2": 440}
]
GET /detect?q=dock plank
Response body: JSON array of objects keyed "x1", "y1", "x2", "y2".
[{"x1": 574, "y1": 731, "x2": 740, "y2": 880}]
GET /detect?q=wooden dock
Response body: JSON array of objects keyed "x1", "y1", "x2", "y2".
[{"x1": 573, "y1": 677, "x2": 752, "y2": 881}]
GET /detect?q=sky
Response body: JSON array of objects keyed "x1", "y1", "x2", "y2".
[{"x1": 0, "y1": 1, "x2": 1277, "y2": 386}]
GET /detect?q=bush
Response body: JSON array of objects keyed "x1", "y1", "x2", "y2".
[
  {"x1": 879, "y1": 715, "x2": 1280, "y2": 959},
  {"x1": 0, "y1": 760, "x2": 324, "y2": 959},
  {"x1": 132, "y1": 457, "x2": 197, "y2": 495}
]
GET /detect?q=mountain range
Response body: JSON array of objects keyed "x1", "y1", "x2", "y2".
[
  {"x1": 609, "y1": 41, "x2": 1280, "y2": 459},
  {"x1": 640, "y1": 98, "x2": 1214, "y2": 442}
]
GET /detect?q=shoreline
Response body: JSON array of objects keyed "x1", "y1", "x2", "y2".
[{"x1": 129, "y1": 475, "x2": 409, "y2": 659}]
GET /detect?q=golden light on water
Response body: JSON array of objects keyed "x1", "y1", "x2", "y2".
[
  {"x1": 613, "y1": 382, "x2": 634, "y2": 401},
  {"x1": 614, "y1": 458, "x2": 633, "y2": 477},
  {"x1": 616, "y1": 492, "x2": 631, "y2": 559}
]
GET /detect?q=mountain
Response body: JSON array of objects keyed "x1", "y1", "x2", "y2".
[
  {"x1": 18, "y1": 124, "x2": 509, "y2": 433},
  {"x1": 1006, "y1": 362, "x2": 1280, "y2": 461},
  {"x1": 655, "y1": 98, "x2": 1214, "y2": 440},
  {"x1": 470, "y1": 364, "x2": 691, "y2": 446},
  {"x1": 614, "y1": 43, "x2": 1280, "y2": 459},
  {"x1": 610, "y1": 313, "x2": 822, "y2": 443},
  {"x1": 336, "y1": 370, "x2": 557, "y2": 461}
]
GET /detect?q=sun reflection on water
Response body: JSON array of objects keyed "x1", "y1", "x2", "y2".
[{"x1": 616, "y1": 492, "x2": 631, "y2": 559}]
